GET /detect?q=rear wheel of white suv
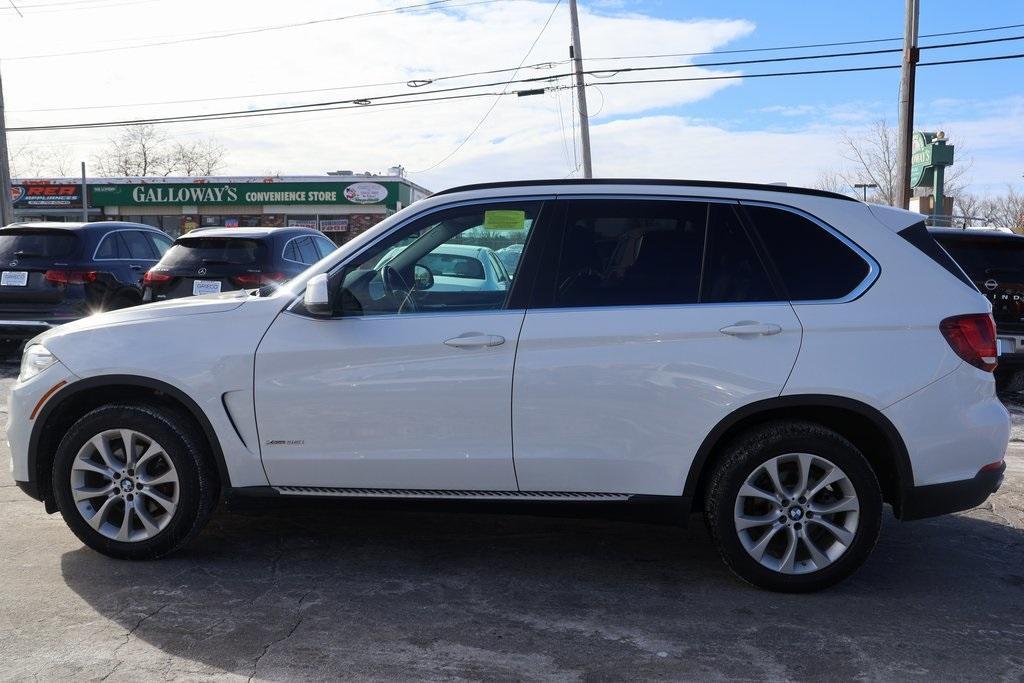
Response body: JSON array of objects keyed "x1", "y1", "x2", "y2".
[
  {"x1": 51, "y1": 403, "x2": 218, "y2": 560},
  {"x1": 704, "y1": 421, "x2": 882, "y2": 592}
]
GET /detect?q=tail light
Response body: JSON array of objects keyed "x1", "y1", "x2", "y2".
[
  {"x1": 231, "y1": 272, "x2": 286, "y2": 287},
  {"x1": 45, "y1": 269, "x2": 97, "y2": 285},
  {"x1": 143, "y1": 271, "x2": 172, "y2": 285},
  {"x1": 940, "y1": 313, "x2": 997, "y2": 372}
]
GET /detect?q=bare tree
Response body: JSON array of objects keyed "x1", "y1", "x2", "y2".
[
  {"x1": 813, "y1": 169, "x2": 850, "y2": 195},
  {"x1": 94, "y1": 126, "x2": 228, "y2": 176},
  {"x1": 835, "y1": 119, "x2": 970, "y2": 207},
  {"x1": 838, "y1": 120, "x2": 900, "y2": 205},
  {"x1": 169, "y1": 138, "x2": 226, "y2": 175},
  {"x1": 979, "y1": 187, "x2": 1024, "y2": 229},
  {"x1": 8, "y1": 142, "x2": 78, "y2": 178},
  {"x1": 93, "y1": 125, "x2": 172, "y2": 176}
]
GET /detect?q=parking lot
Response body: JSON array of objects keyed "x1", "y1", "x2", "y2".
[{"x1": 0, "y1": 362, "x2": 1021, "y2": 681}]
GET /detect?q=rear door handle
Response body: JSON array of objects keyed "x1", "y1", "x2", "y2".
[
  {"x1": 443, "y1": 333, "x2": 506, "y2": 349},
  {"x1": 719, "y1": 322, "x2": 783, "y2": 337},
  {"x1": 129, "y1": 264, "x2": 142, "y2": 270}
]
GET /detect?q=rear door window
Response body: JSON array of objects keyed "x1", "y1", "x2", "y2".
[
  {"x1": 551, "y1": 199, "x2": 707, "y2": 308},
  {"x1": 95, "y1": 233, "x2": 127, "y2": 259},
  {"x1": 0, "y1": 230, "x2": 78, "y2": 261},
  {"x1": 159, "y1": 238, "x2": 266, "y2": 269},
  {"x1": 700, "y1": 204, "x2": 779, "y2": 303},
  {"x1": 147, "y1": 232, "x2": 173, "y2": 256},
  {"x1": 743, "y1": 204, "x2": 870, "y2": 301},
  {"x1": 314, "y1": 236, "x2": 337, "y2": 258},
  {"x1": 295, "y1": 237, "x2": 320, "y2": 264},
  {"x1": 122, "y1": 230, "x2": 158, "y2": 260}
]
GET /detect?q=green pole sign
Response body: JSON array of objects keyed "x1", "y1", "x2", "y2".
[{"x1": 909, "y1": 131, "x2": 955, "y2": 226}]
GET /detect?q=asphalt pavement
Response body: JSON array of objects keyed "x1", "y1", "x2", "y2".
[{"x1": 1, "y1": 364, "x2": 1022, "y2": 681}]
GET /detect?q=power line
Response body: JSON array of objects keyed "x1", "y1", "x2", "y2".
[
  {"x1": 410, "y1": 0, "x2": 563, "y2": 173},
  {"x1": 0, "y1": 0, "x2": 159, "y2": 14},
  {"x1": 14, "y1": 34, "x2": 1017, "y2": 129},
  {"x1": 8, "y1": 61, "x2": 569, "y2": 114},
  {"x1": 1, "y1": 0, "x2": 525, "y2": 60},
  {"x1": 9, "y1": 49, "x2": 1024, "y2": 133},
  {"x1": 586, "y1": 21, "x2": 1024, "y2": 61},
  {"x1": 11, "y1": 30, "x2": 1017, "y2": 116}
]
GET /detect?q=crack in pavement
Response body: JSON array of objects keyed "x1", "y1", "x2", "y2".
[{"x1": 247, "y1": 590, "x2": 314, "y2": 683}]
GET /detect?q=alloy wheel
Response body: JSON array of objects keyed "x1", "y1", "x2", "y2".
[
  {"x1": 733, "y1": 453, "x2": 860, "y2": 575},
  {"x1": 69, "y1": 429, "x2": 180, "y2": 542}
]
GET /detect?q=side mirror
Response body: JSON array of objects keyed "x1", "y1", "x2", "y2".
[
  {"x1": 303, "y1": 273, "x2": 332, "y2": 316},
  {"x1": 414, "y1": 264, "x2": 434, "y2": 290}
]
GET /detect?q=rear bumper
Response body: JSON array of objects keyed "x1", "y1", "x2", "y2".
[
  {"x1": 900, "y1": 462, "x2": 1005, "y2": 520},
  {"x1": 0, "y1": 319, "x2": 55, "y2": 340}
]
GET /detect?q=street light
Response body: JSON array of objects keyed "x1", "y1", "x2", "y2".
[{"x1": 853, "y1": 183, "x2": 878, "y2": 202}]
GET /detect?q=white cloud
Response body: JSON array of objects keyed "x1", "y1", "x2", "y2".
[{"x1": 2, "y1": 1, "x2": 1020, "y2": 196}]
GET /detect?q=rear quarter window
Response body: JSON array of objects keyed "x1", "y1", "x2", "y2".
[{"x1": 743, "y1": 204, "x2": 870, "y2": 301}]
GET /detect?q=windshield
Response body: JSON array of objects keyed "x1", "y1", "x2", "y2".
[
  {"x1": 936, "y1": 236, "x2": 1024, "y2": 278},
  {"x1": 159, "y1": 237, "x2": 267, "y2": 268},
  {"x1": 419, "y1": 252, "x2": 485, "y2": 279},
  {"x1": 0, "y1": 229, "x2": 78, "y2": 261}
]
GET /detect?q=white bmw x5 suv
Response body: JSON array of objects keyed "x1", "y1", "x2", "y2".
[{"x1": 8, "y1": 180, "x2": 1009, "y2": 592}]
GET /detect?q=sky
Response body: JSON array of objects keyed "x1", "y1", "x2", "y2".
[{"x1": 1, "y1": 0, "x2": 1022, "y2": 196}]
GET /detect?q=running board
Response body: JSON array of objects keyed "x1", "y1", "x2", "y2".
[{"x1": 272, "y1": 486, "x2": 632, "y2": 502}]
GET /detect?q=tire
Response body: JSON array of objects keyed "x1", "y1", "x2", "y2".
[
  {"x1": 51, "y1": 402, "x2": 218, "y2": 560},
  {"x1": 106, "y1": 293, "x2": 140, "y2": 311},
  {"x1": 996, "y1": 368, "x2": 1024, "y2": 395},
  {"x1": 704, "y1": 421, "x2": 882, "y2": 592}
]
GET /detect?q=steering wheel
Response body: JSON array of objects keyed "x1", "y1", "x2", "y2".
[{"x1": 381, "y1": 265, "x2": 418, "y2": 313}]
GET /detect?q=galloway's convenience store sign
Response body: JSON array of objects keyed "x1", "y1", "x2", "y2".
[{"x1": 88, "y1": 181, "x2": 396, "y2": 207}]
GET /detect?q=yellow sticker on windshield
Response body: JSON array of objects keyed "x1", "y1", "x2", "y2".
[{"x1": 483, "y1": 210, "x2": 527, "y2": 230}]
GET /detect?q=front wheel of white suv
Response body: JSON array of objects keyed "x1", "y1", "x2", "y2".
[
  {"x1": 51, "y1": 402, "x2": 218, "y2": 560},
  {"x1": 704, "y1": 421, "x2": 883, "y2": 592}
]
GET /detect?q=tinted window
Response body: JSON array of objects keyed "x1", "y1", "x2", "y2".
[
  {"x1": 94, "y1": 233, "x2": 125, "y2": 259},
  {"x1": 295, "y1": 237, "x2": 320, "y2": 264},
  {"x1": 745, "y1": 205, "x2": 870, "y2": 301},
  {"x1": 334, "y1": 201, "x2": 540, "y2": 317},
  {"x1": 554, "y1": 199, "x2": 706, "y2": 307},
  {"x1": 932, "y1": 233, "x2": 1024, "y2": 279},
  {"x1": 0, "y1": 230, "x2": 78, "y2": 261},
  {"x1": 701, "y1": 204, "x2": 778, "y2": 303},
  {"x1": 160, "y1": 238, "x2": 266, "y2": 268},
  {"x1": 122, "y1": 231, "x2": 157, "y2": 259},
  {"x1": 314, "y1": 236, "x2": 336, "y2": 258},
  {"x1": 283, "y1": 239, "x2": 300, "y2": 262},
  {"x1": 148, "y1": 233, "x2": 173, "y2": 256}
]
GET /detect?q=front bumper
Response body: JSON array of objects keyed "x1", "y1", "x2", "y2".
[
  {"x1": 900, "y1": 462, "x2": 1006, "y2": 520},
  {"x1": 7, "y1": 360, "x2": 80, "y2": 496}
]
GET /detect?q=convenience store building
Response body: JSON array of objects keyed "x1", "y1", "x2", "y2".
[{"x1": 11, "y1": 173, "x2": 431, "y2": 243}]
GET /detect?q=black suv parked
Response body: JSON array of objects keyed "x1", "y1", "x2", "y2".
[
  {"x1": 931, "y1": 227, "x2": 1024, "y2": 390},
  {"x1": 143, "y1": 227, "x2": 337, "y2": 301},
  {"x1": 0, "y1": 221, "x2": 173, "y2": 343}
]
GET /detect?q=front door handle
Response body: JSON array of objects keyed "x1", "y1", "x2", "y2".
[
  {"x1": 443, "y1": 333, "x2": 506, "y2": 349},
  {"x1": 719, "y1": 322, "x2": 783, "y2": 337}
]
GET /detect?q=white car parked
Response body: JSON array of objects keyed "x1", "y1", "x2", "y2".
[{"x1": 8, "y1": 180, "x2": 1008, "y2": 591}]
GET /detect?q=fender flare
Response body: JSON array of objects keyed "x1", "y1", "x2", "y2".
[
  {"x1": 28, "y1": 374, "x2": 231, "y2": 500},
  {"x1": 681, "y1": 394, "x2": 914, "y2": 505}
]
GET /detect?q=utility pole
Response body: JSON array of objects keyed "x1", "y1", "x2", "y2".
[
  {"x1": 568, "y1": 0, "x2": 593, "y2": 178},
  {"x1": 80, "y1": 162, "x2": 89, "y2": 223},
  {"x1": 895, "y1": 0, "x2": 920, "y2": 209},
  {"x1": 0, "y1": 65, "x2": 14, "y2": 226}
]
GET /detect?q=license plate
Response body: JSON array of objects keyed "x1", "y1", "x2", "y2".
[
  {"x1": 192, "y1": 279, "x2": 222, "y2": 295},
  {"x1": 998, "y1": 337, "x2": 1015, "y2": 355},
  {"x1": 1, "y1": 271, "x2": 28, "y2": 286}
]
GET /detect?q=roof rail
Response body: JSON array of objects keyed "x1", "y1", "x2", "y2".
[{"x1": 433, "y1": 178, "x2": 859, "y2": 202}]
